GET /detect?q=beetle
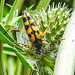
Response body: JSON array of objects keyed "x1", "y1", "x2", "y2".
[{"x1": 5, "y1": 10, "x2": 64, "y2": 54}]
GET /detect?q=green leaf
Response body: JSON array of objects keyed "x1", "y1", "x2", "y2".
[
  {"x1": 0, "y1": 31, "x2": 15, "y2": 47},
  {"x1": 0, "y1": 24, "x2": 23, "y2": 50},
  {"x1": 47, "y1": 66, "x2": 53, "y2": 75},
  {"x1": 3, "y1": 46, "x2": 34, "y2": 69},
  {"x1": 43, "y1": 58, "x2": 54, "y2": 68},
  {"x1": 3, "y1": 46, "x2": 16, "y2": 56},
  {"x1": 26, "y1": 5, "x2": 34, "y2": 11},
  {"x1": 11, "y1": 16, "x2": 22, "y2": 24},
  {"x1": 0, "y1": 25, "x2": 15, "y2": 42},
  {"x1": 6, "y1": 3, "x2": 12, "y2": 8},
  {"x1": 15, "y1": 49, "x2": 32, "y2": 69},
  {"x1": 0, "y1": 31, "x2": 24, "y2": 52}
]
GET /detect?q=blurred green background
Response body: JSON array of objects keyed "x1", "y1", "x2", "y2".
[{"x1": 1, "y1": 0, "x2": 74, "y2": 17}]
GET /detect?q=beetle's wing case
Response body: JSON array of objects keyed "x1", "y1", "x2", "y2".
[{"x1": 22, "y1": 11, "x2": 42, "y2": 43}]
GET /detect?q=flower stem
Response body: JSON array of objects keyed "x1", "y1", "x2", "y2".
[{"x1": 0, "y1": 40, "x2": 6, "y2": 75}]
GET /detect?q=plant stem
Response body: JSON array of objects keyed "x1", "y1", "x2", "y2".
[
  {"x1": 54, "y1": 10, "x2": 75, "y2": 75},
  {"x1": 16, "y1": 59, "x2": 22, "y2": 75},
  {"x1": 36, "y1": 0, "x2": 51, "y2": 11},
  {"x1": 0, "y1": 40, "x2": 6, "y2": 75},
  {"x1": 0, "y1": 0, "x2": 6, "y2": 75},
  {"x1": 73, "y1": 0, "x2": 75, "y2": 10},
  {"x1": 0, "y1": 0, "x2": 5, "y2": 23}
]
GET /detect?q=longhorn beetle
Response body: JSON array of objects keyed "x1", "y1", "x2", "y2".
[{"x1": 5, "y1": 10, "x2": 64, "y2": 54}]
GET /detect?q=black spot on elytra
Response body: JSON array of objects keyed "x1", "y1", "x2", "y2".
[
  {"x1": 37, "y1": 30, "x2": 39, "y2": 34},
  {"x1": 31, "y1": 22, "x2": 37, "y2": 26},
  {"x1": 31, "y1": 31, "x2": 35, "y2": 34},
  {"x1": 23, "y1": 17, "x2": 27, "y2": 22},
  {"x1": 24, "y1": 25, "x2": 29, "y2": 30},
  {"x1": 28, "y1": 34, "x2": 31, "y2": 37},
  {"x1": 27, "y1": 16, "x2": 33, "y2": 20}
]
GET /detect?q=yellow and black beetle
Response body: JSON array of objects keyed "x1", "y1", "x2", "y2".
[{"x1": 5, "y1": 10, "x2": 64, "y2": 54}]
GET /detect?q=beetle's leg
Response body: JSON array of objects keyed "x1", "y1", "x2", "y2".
[
  {"x1": 42, "y1": 15, "x2": 57, "y2": 37},
  {"x1": 13, "y1": 42, "x2": 32, "y2": 48},
  {"x1": 50, "y1": 38, "x2": 65, "y2": 47},
  {"x1": 29, "y1": 44, "x2": 36, "y2": 53},
  {"x1": 13, "y1": 42, "x2": 36, "y2": 52},
  {"x1": 42, "y1": 41, "x2": 50, "y2": 52},
  {"x1": 43, "y1": 38, "x2": 65, "y2": 52},
  {"x1": 5, "y1": 27, "x2": 26, "y2": 33},
  {"x1": 42, "y1": 41, "x2": 50, "y2": 48}
]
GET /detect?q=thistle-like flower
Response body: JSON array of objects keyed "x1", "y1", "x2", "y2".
[{"x1": 16, "y1": 3, "x2": 71, "y2": 72}]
